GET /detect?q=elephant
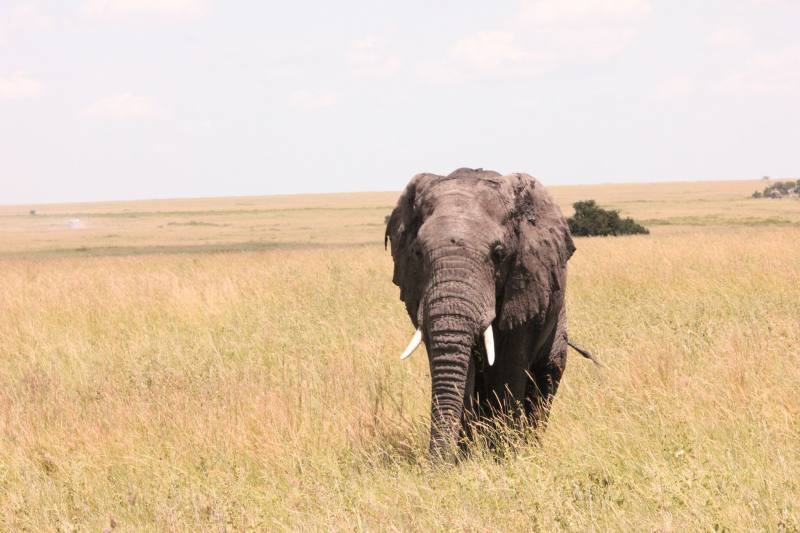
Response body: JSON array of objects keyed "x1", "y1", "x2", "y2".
[{"x1": 385, "y1": 168, "x2": 584, "y2": 458}]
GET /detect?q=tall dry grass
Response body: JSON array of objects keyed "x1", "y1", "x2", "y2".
[{"x1": 1, "y1": 218, "x2": 798, "y2": 530}]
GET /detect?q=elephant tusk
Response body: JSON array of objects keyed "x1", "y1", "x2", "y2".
[
  {"x1": 484, "y1": 325, "x2": 495, "y2": 366},
  {"x1": 400, "y1": 329, "x2": 423, "y2": 360}
]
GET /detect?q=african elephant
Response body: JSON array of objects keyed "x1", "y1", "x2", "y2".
[{"x1": 385, "y1": 168, "x2": 577, "y2": 458}]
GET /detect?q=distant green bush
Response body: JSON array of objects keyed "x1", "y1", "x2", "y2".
[
  {"x1": 753, "y1": 180, "x2": 800, "y2": 199},
  {"x1": 568, "y1": 200, "x2": 649, "y2": 237}
]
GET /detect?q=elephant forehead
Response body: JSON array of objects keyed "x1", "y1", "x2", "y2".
[
  {"x1": 418, "y1": 212, "x2": 507, "y2": 247},
  {"x1": 417, "y1": 178, "x2": 510, "y2": 220}
]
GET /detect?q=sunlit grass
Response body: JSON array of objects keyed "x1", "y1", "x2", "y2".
[{"x1": 0, "y1": 182, "x2": 798, "y2": 530}]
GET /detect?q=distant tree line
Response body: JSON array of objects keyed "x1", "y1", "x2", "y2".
[
  {"x1": 752, "y1": 180, "x2": 800, "y2": 199},
  {"x1": 567, "y1": 200, "x2": 649, "y2": 237}
]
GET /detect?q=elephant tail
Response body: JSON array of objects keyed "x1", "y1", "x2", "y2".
[{"x1": 567, "y1": 340, "x2": 602, "y2": 367}]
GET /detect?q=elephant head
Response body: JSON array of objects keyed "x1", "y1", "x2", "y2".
[{"x1": 385, "y1": 168, "x2": 575, "y2": 457}]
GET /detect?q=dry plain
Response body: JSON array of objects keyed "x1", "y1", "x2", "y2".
[{"x1": 1, "y1": 178, "x2": 799, "y2": 531}]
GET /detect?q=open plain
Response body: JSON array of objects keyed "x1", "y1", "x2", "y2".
[{"x1": 1, "y1": 179, "x2": 799, "y2": 531}]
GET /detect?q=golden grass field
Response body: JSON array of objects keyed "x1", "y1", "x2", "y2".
[{"x1": 1, "y1": 178, "x2": 798, "y2": 531}]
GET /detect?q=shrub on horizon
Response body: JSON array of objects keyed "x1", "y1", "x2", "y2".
[
  {"x1": 567, "y1": 200, "x2": 649, "y2": 237},
  {"x1": 752, "y1": 179, "x2": 800, "y2": 199}
]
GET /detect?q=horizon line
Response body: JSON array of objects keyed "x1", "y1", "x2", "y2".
[{"x1": 1, "y1": 175, "x2": 776, "y2": 208}]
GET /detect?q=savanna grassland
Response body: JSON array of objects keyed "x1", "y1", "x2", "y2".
[{"x1": 1, "y1": 179, "x2": 799, "y2": 531}]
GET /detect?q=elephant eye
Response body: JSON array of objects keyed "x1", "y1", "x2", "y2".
[{"x1": 491, "y1": 243, "x2": 506, "y2": 263}]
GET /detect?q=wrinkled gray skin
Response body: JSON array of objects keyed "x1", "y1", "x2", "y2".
[{"x1": 385, "y1": 168, "x2": 575, "y2": 458}]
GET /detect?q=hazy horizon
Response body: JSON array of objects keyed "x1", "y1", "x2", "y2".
[{"x1": 3, "y1": 1, "x2": 798, "y2": 205}]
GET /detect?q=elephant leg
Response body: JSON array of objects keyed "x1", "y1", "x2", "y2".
[
  {"x1": 470, "y1": 330, "x2": 532, "y2": 449},
  {"x1": 462, "y1": 356, "x2": 526, "y2": 451},
  {"x1": 483, "y1": 327, "x2": 534, "y2": 424},
  {"x1": 525, "y1": 361, "x2": 564, "y2": 429},
  {"x1": 473, "y1": 357, "x2": 538, "y2": 454},
  {"x1": 525, "y1": 315, "x2": 568, "y2": 430}
]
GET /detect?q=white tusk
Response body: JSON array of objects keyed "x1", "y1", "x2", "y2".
[
  {"x1": 400, "y1": 329, "x2": 423, "y2": 360},
  {"x1": 483, "y1": 325, "x2": 495, "y2": 366}
]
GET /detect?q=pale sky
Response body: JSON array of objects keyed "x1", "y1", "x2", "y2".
[{"x1": 1, "y1": 1, "x2": 798, "y2": 204}]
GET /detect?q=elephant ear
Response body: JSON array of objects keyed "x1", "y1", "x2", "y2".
[
  {"x1": 498, "y1": 173, "x2": 576, "y2": 331},
  {"x1": 385, "y1": 173, "x2": 439, "y2": 327}
]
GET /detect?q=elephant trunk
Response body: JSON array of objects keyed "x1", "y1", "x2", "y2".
[{"x1": 424, "y1": 253, "x2": 494, "y2": 457}]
